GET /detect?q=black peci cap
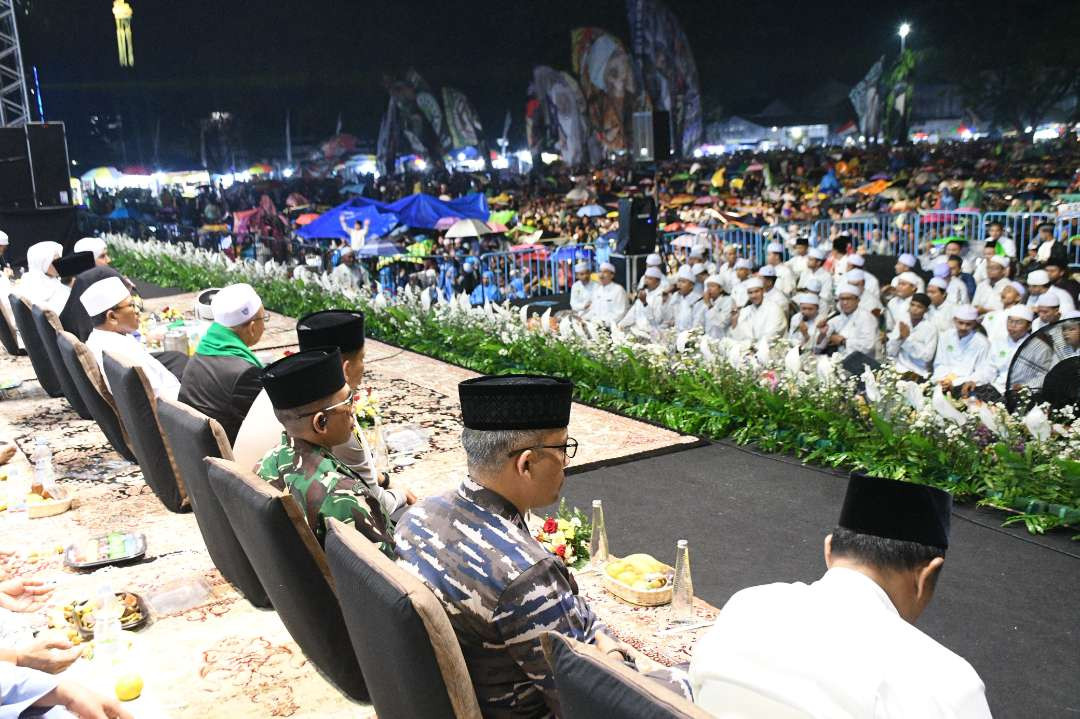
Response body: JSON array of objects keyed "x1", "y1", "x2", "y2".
[
  {"x1": 297, "y1": 309, "x2": 365, "y2": 352},
  {"x1": 839, "y1": 473, "x2": 952, "y2": 550},
  {"x1": 52, "y1": 251, "x2": 96, "y2": 279},
  {"x1": 459, "y1": 374, "x2": 573, "y2": 430},
  {"x1": 261, "y1": 348, "x2": 345, "y2": 410}
]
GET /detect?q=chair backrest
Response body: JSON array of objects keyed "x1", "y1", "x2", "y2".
[
  {"x1": 8, "y1": 294, "x2": 64, "y2": 397},
  {"x1": 324, "y1": 518, "x2": 482, "y2": 719},
  {"x1": 102, "y1": 352, "x2": 188, "y2": 512},
  {"x1": 155, "y1": 398, "x2": 269, "y2": 608},
  {"x1": 0, "y1": 295, "x2": 23, "y2": 356},
  {"x1": 55, "y1": 330, "x2": 137, "y2": 463},
  {"x1": 205, "y1": 457, "x2": 368, "y2": 701},
  {"x1": 541, "y1": 632, "x2": 713, "y2": 719},
  {"x1": 30, "y1": 305, "x2": 92, "y2": 420}
]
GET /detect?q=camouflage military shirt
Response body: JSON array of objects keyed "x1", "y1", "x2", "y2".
[
  {"x1": 395, "y1": 478, "x2": 603, "y2": 718},
  {"x1": 256, "y1": 432, "x2": 395, "y2": 558}
]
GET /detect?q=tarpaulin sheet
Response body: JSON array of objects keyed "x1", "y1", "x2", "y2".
[{"x1": 298, "y1": 192, "x2": 489, "y2": 240}]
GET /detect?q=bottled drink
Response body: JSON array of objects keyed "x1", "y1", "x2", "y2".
[
  {"x1": 589, "y1": 499, "x2": 609, "y2": 568},
  {"x1": 31, "y1": 437, "x2": 51, "y2": 497},
  {"x1": 94, "y1": 583, "x2": 124, "y2": 672},
  {"x1": 670, "y1": 539, "x2": 694, "y2": 624}
]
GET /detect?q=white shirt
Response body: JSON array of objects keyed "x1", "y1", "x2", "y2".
[
  {"x1": 972, "y1": 278, "x2": 1008, "y2": 312},
  {"x1": 946, "y1": 277, "x2": 969, "y2": 305},
  {"x1": 582, "y1": 281, "x2": 627, "y2": 324},
  {"x1": 18, "y1": 276, "x2": 70, "y2": 316},
  {"x1": 930, "y1": 329, "x2": 993, "y2": 385},
  {"x1": 787, "y1": 312, "x2": 822, "y2": 351},
  {"x1": 669, "y1": 290, "x2": 705, "y2": 332},
  {"x1": 570, "y1": 280, "x2": 594, "y2": 313},
  {"x1": 987, "y1": 333, "x2": 1039, "y2": 395},
  {"x1": 348, "y1": 226, "x2": 368, "y2": 251},
  {"x1": 731, "y1": 301, "x2": 786, "y2": 344},
  {"x1": 799, "y1": 267, "x2": 834, "y2": 311},
  {"x1": 770, "y1": 262, "x2": 797, "y2": 296},
  {"x1": 886, "y1": 317, "x2": 938, "y2": 378},
  {"x1": 785, "y1": 253, "x2": 809, "y2": 278},
  {"x1": 763, "y1": 286, "x2": 791, "y2": 316},
  {"x1": 928, "y1": 302, "x2": 956, "y2": 334},
  {"x1": 618, "y1": 286, "x2": 668, "y2": 329},
  {"x1": 689, "y1": 567, "x2": 991, "y2": 719},
  {"x1": 1027, "y1": 286, "x2": 1076, "y2": 315},
  {"x1": 884, "y1": 295, "x2": 910, "y2": 332},
  {"x1": 820, "y1": 308, "x2": 880, "y2": 359},
  {"x1": 704, "y1": 295, "x2": 734, "y2": 339},
  {"x1": 86, "y1": 328, "x2": 180, "y2": 401}
]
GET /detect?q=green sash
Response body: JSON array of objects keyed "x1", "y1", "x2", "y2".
[{"x1": 194, "y1": 322, "x2": 263, "y2": 367}]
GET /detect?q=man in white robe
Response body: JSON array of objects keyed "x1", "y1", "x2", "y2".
[
  {"x1": 844, "y1": 254, "x2": 879, "y2": 299},
  {"x1": 843, "y1": 269, "x2": 882, "y2": 318},
  {"x1": 702, "y1": 274, "x2": 733, "y2": 339},
  {"x1": 930, "y1": 305, "x2": 994, "y2": 398},
  {"x1": 981, "y1": 281, "x2": 1027, "y2": 343},
  {"x1": 988, "y1": 305, "x2": 1046, "y2": 397},
  {"x1": 582, "y1": 262, "x2": 627, "y2": 324},
  {"x1": 757, "y1": 265, "x2": 790, "y2": 316},
  {"x1": 569, "y1": 261, "x2": 594, "y2": 314},
  {"x1": 972, "y1": 255, "x2": 1010, "y2": 315},
  {"x1": 73, "y1": 236, "x2": 112, "y2": 267},
  {"x1": 1026, "y1": 269, "x2": 1076, "y2": 315},
  {"x1": 667, "y1": 265, "x2": 705, "y2": 332},
  {"x1": 80, "y1": 276, "x2": 181, "y2": 400},
  {"x1": 730, "y1": 278, "x2": 786, "y2": 344},
  {"x1": 816, "y1": 283, "x2": 880, "y2": 360},
  {"x1": 885, "y1": 272, "x2": 920, "y2": 332},
  {"x1": 799, "y1": 248, "x2": 833, "y2": 312},
  {"x1": 765, "y1": 242, "x2": 797, "y2": 296},
  {"x1": 885, "y1": 292, "x2": 937, "y2": 379},
  {"x1": 787, "y1": 293, "x2": 823, "y2": 351},
  {"x1": 728, "y1": 258, "x2": 754, "y2": 308},
  {"x1": 926, "y1": 278, "x2": 956, "y2": 333},
  {"x1": 784, "y1": 236, "x2": 810, "y2": 277},
  {"x1": 619, "y1": 267, "x2": 668, "y2": 329},
  {"x1": 690, "y1": 473, "x2": 991, "y2": 719}
]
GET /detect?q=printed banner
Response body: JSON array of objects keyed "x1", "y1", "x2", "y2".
[
  {"x1": 571, "y1": 27, "x2": 640, "y2": 154},
  {"x1": 849, "y1": 56, "x2": 884, "y2": 139}
]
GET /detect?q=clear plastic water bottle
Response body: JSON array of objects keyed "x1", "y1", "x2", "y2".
[
  {"x1": 94, "y1": 583, "x2": 124, "y2": 671},
  {"x1": 31, "y1": 437, "x2": 60, "y2": 499},
  {"x1": 670, "y1": 539, "x2": 694, "y2": 624},
  {"x1": 6, "y1": 466, "x2": 28, "y2": 517},
  {"x1": 589, "y1": 499, "x2": 609, "y2": 569}
]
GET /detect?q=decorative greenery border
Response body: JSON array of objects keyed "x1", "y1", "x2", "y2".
[{"x1": 112, "y1": 242, "x2": 1080, "y2": 537}]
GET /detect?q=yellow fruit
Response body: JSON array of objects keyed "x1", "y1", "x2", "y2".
[
  {"x1": 115, "y1": 674, "x2": 143, "y2": 702},
  {"x1": 25, "y1": 494, "x2": 44, "y2": 504}
]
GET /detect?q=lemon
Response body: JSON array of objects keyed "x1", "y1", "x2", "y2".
[{"x1": 115, "y1": 674, "x2": 143, "y2": 701}]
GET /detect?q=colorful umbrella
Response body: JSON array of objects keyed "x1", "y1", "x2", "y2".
[
  {"x1": 576, "y1": 204, "x2": 606, "y2": 217},
  {"x1": 80, "y1": 166, "x2": 122, "y2": 184},
  {"x1": 295, "y1": 213, "x2": 320, "y2": 226},
  {"x1": 445, "y1": 218, "x2": 494, "y2": 238},
  {"x1": 693, "y1": 196, "x2": 715, "y2": 205},
  {"x1": 668, "y1": 194, "x2": 697, "y2": 206},
  {"x1": 435, "y1": 216, "x2": 459, "y2": 231}
]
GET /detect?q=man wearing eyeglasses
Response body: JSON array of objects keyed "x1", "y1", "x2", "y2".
[
  {"x1": 395, "y1": 374, "x2": 681, "y2": 717},
  {"x1": 79, "y1": 276, "x2": 184, "y2": 400},
  {"x1": 255, "y1": 348, "x2": 395, "y2": 555},
  {"x1": 178, "y1": 283, "x2": 267, "y2": 442}
]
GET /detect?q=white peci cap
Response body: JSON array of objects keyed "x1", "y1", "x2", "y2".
[
  {"x1": 836, "y1": 283, "x2": 862, "y2": 298},
  {"x1": 928, "y1": 277, "x2": 949, "y2": 290},
  {"x1": 799, "y1": 277, "x2": 822, "y2": 293},
  {"x1": 80, "y1": 276, "x2": 130, "y2": 317},
  {"x1": 743, "y1": 277, "x2": 764, "y2": 290},
  {"x1": 644, "y1": 267, "x2": 664, "y2": 280},
  {"x1": 808, "y1": 247, "x2": 827, "y2": 261},
  {"x1": 689, "y1": 246, "x2": 706, "y2": 259},
  {"x1": 1006, "y1": 305, "x2": 1034, "y2": 322},
  {"x1": 574, "y1": 261, "x2": 590, "y2": 273},
  {"x1": 896, "y1": 271, "x2": 921, "y2": 287},
  {"x1": 1037, "y1": 293, "x2": 1060, "y2": 308},
  {"x1": 676, "y1": 265, "x2": 696, "y2": 283},
  {"x1": 73, "y1": 236, "x2": 107, "y2": 258},
  {"x1": 734, "y1": 258, "x2": 753, "y2": 270},
  {"x1": 0, "y1": 230, "x2": 9, "y2": 246},
  {"x1": 646, "y1": 253, "x2": 662, "y2": 266},
  {"x1": 953, "y1": 304, "x2": 979, "y2": 321},
  {"x1": 897, "y1": 252, "x2": 917, "y2": 268},
  {"x1": 211, "y1": 283, "x2": 262, "y2": 327},
  {"x1": 846, "y1": 254, "x2": 865, "y2": 267},
  {"x1": 1026, "y1": 270, "x2": 1049, "y2": 286},
  {"x1": 844, "y1": 268, "x2": 866, "y2": 282},
  {"x1": 758, "y1": 265, "x2": 777, "y2": 278},
  {"x1": 989, "y1": 255, "x2": 1010, "y2": 268},
  {"x1": 599, "y1": 261, "x2": 616, "y2": 274},
  {"x1": 705, "y1": 274, "x2": 724, "y2": 287},
  {"x1": 795, "y1": 293, "x2": 820, "y2": 306},
  {"x1": 766, "y1": 242, "x2": 784, "y2": 254}
]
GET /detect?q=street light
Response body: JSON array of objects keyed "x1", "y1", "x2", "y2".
[{"x1": 898, "y1": 22, "x2": 911, "y2": 53}]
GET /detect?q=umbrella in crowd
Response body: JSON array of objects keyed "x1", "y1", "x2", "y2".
[
  {"x1": 357, "y1": 240, "x2": 405, "y2": 257},
  {"x1": 446, "y1": 218, "x2": 494, "y2": 238},
  {"x1": 693, "y1": 196, "x2": 715, "y2": 205},
  {"x1": 565, "y1": 187, "x2": 590, "y2": 203},
  {"x1": 576, "y1": 204, "x2": 607, "y2": 217},
  {"x1": 295, "y1": 213, "x2": 320, "y2": 226},
  {"x1": 435, "y1": 216, "x2": 459, "y2": 230},
  {"x1": 668, "y1": 194, "x2": 697, "y2": 206},
  {"x1": 81, "y1": 166, "x2": 122, "y2": 185}
]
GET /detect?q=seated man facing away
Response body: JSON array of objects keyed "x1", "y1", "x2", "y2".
[
  {"x1": 233, "y1": 309, "x2": 413, "y2": 519},
  {"x1": 178, "y1": 283, "x2": 265, "y2": 442},
  {"x1": 689, "y1": 473, "x2": 991, "y2": 718},
  {"x1": 80, "y1": 276, "x2": 184, "y2": 400},
  {"x1": 255, "y1": 348, "x2": 395, "y2": 555},
  {"x1": 395, "y1": 375, "x2": 682, "y2": 717}
]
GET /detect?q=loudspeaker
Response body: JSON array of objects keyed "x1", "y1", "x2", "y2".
[
  {"x1": 0, "y1": 128, "x2": 34, "y2": 209},
  {"x1": 0, "y1": 123, "x2": 71, "y2": 210},
  {"x1": 631, "y1": 111, "x2": 673, "y2": 161},
  {"x1": 616, "y1": 196, "x2": 657, "y2": 255},
  {"x1": 27, "y1": 123, "x2": 72, "y2": 208}
]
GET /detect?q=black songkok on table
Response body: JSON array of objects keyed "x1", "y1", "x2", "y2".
[
  {"x1": 459, "y1": 374, "x2": 573, "y2": 430},
  {"x1": 839, "y1": 472, "x2": 952, "y2": 550},
  {"x1": 261, "y1": 348, "x2": 344, "y2": 410},
  {"x1": 52, "y1": 252, "x2": 95, "y2": 280},
  {"x1": 297, "y1": 309, "x2": 365, "y2": 352}
]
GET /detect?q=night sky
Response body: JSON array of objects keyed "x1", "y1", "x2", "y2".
[{"x1": 12, "y1": 0, "x2": 1052, "y2": 167}]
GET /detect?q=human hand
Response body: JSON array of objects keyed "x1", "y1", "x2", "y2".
[
  {"x1": 17, "y1": 634, "x2": 83, "y2": 673},
  {"x1": 816, "y1": 318, "x2": 828, "y2": 330},
  {"x1": 828, "y1": 333, "x2": 845, "y2": 346},
  {"x1": 898, "y1": 322, "x2": 910, "y2": 339},
  {"x1": 0, "y1": 442, "x2": 16, "y2": 465},
  {"x1": 960, "y1": 381, "x2": 976, "y2": 398},
  {"x1": 43, "y1": 681, "x2": 134, "y2": 719},
  {"x1": 404, "y1": 489, "x2": 417, "y2": 506},
  {"x1": 593, "y1": 632, "x2": 628, "y2": 662},
  {"x1": 0, "y1": 577, "x2": 54, "y2": 612},
  {"x1": 940, "y1": 378, "x2": 953, "y2": 391}
]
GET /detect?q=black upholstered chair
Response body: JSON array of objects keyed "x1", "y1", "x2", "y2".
[
  {"x1": 0, "y1": 297, "x2": 24, "y2": 356},
  {"x1": 30, "y1": 306, "x2": 92, "y2": 420},
  {"x1": 9, "y1": 294, "x2": 64, "y2": 397},
  {"x1": 155, "y1": 398, "x2": 270, "y2": 608},
  {"x1": 324, "y1": 518, "x2": 482, "y2": 718},
  {"x1": 205, "y1": 458, "x2": 368, "y2": 701},
  {"x1": 102, "y1": 352, "x2": 188, "y2": 513},
  {"x1": 55, "y1": 330, "x2": 137, "y2": 463},
  {"x1": 541, "y1": 633, "x2": 712, "y2": 719}
]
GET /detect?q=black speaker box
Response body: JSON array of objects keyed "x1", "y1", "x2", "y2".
[
  {"x1": 0, "y1": 123, "x2": 71, "y2": 210},
  {"x1": 616, "y1": 196, "x2": 657, "y2": 255},
  {"x1": 653, "y1": 110, "x2": 671, "y2": 160},
  {"x1": 0, "y1": 127, "x2": 34, "y2": 209}
]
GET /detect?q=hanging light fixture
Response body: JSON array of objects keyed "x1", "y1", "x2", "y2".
[{"x1": 113, "y1": 0, "x2": 134, "y2": 67}]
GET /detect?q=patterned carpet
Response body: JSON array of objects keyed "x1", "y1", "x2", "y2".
[{"x1": 0, "y1": 292, "x2": 708, "y2": 717}]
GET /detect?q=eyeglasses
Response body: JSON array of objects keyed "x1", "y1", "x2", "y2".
[
  {"x1": 507, "y1": 437, "x2": 579, "y2": 466},
  {"x1": 296, "y1": 391, "x2": 359, "y2": 418}
]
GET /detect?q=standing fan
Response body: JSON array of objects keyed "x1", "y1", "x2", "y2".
[{"x1": 1005, "y1": 318, "x2": 1080, "y2": 413}]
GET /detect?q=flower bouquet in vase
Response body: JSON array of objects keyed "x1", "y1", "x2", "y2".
[
  {"x1": 353, "y1": 388, "x2": 388, "y2": 474},
  {"x1": 534, "y1": 498, "x2": 592, "y2": 570}
]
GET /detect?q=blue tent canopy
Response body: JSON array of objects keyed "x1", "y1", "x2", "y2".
[
  {"x1": 297, "y1": 192, "x2": 489, "y2": 241},
  {"x1": 106, "y1": 206, "x2": 147, "y2": 221}
]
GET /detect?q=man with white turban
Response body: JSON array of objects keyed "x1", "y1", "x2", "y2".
[
  {"x1": 816, "y1": 283, "x2": 880, "y2": 360},
  {"x1": 73, "y1": 237, "x2": 111, "y2": 267},
  {"x1": 582, "y1": 262, "x2": 627, "y2": 324},
  {"x1": 703, "y1": 274, "x2": 733, "y2": 339},
  {"x1": 971, "y1": 255, "x2": 1010, "y2": 315},
  {"x1": 570, "y1": 261, "x2": 595, "y2": 314},
  {"x1": 988, "y1": 305, "x2": 1045, "y2": 397},
  {"x1": 885, "y1": 271, "x2": 921, "y2": 332},
  {"x1": 18, "y1": 241, "x2": 69, "y2": 315},
  {"x1": 667, "y1": 265, "x2": 705, "y2": 331},
  {"x1": 731, "y1": 278, "x2": 786, "y2": 344},
  {"x1": 765, "y1": 242, "x2": 797, "y2": 296},
  {"x1": 619, "y1": 266, "x2": 668, "y2": 329},
  {"x1": 799, "y1": 247, "x2": 833, "y2": 310},
  {"x1": 787, "y1": 293, "x2": 823, "y2": 351},
  {"x1": 885, "y1": 293, "x2": 937, "y2": 380},
  {"x1": 930, "y1": 305, "x2": 993, "y2": 398}
]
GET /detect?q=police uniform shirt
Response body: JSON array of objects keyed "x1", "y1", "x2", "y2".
[
  {"x1": 689, "y1": 568, "x2": 992, "y2": 718},
  {"x1": 395, "y1": 478, "x2": 603, "y2": 717}
]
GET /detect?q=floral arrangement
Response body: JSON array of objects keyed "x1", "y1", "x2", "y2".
[
  {"x1": 109, "y1": 235, "x2": 1080, "y2": 537},
  {"x1": 154, "y1": 305, "x2": 185, "y2": 324},
  {"x1": 534, "y1": 499, "x2": 592, "y2": 569},
  {"x1": 353, "y1": 387, "x2": 382, "y2": 429}
]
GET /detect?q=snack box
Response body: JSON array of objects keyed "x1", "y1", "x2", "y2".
[{"x1": 64, "y1": 533, "x2": 146, "y2": 569}]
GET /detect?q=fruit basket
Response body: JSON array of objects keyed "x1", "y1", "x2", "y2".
[{"x1": 602, "y1": 553, "x2": 675, "y2": 607}]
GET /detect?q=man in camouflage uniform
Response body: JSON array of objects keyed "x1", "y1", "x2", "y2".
[
  {"x1": 256, "y1": 347, "x2": 395, "y2": 557},
  {"x1": 396, "y1": 375, "x2": 681, "y2": 717}
]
